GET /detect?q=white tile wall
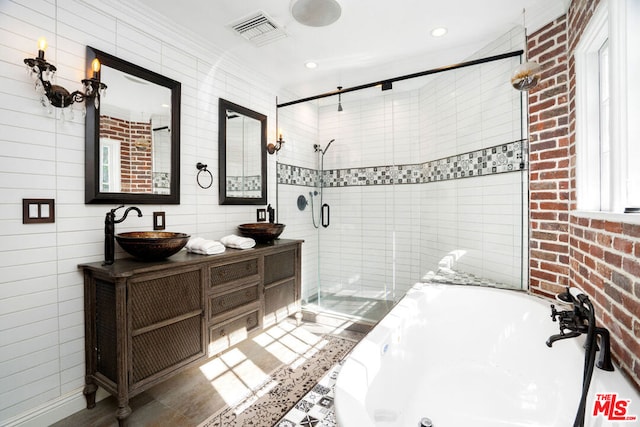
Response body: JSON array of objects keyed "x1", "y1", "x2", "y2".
[
  {"x1": 0, "y1": 0, "x2": 280, "y2": 424},
  {"x1": 277, "y1": 27, "x2": 529, "y2": 315}
]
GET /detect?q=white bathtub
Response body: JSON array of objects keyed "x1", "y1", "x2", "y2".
[{"x1": 335, "y1": 283, "x2": 639, "y2": 427}]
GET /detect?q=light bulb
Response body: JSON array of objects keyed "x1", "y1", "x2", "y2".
[
  {"x1": 91, "y1": 58, "x2": 101, "y2": 74},
  {"x1": 37, "y1": 37, "x2": 48, "y2": 52}
]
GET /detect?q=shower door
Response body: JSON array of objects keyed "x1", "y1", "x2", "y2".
[{"x1": 278, "y1": 30, "x2": 529, "y2": 323}]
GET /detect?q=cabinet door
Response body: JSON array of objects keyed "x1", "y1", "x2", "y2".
[
  {"x1": 263, "y1": 248, "x2": 299, "y2": 327},
  {"x1": 264, "y1": 279, "x2": 297, "y2": 327},
  {"x1": 129, "y1": 268, "x2": 204, "y2": 386}
]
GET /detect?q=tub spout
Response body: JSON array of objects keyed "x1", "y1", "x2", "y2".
[
  {"x1": 594, "y1": 326, "x2": 614, "y2": 371},
  {"x1": 546, "y1": 330, "x2": 580, "y2": 347}
]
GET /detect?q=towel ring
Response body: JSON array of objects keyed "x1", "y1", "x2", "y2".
[{"x1": 196, "y1": 162, "x2": 213, "y2": 189}]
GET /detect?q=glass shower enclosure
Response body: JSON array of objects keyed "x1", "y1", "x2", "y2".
[{"x1": 277, "y1": 29, "x2": 529, "y2": 323}]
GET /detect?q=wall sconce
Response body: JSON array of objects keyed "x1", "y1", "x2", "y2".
[
  {"x1": 267, "y1": 132, "x2": 285, "y2": 154},
  {"x1": 268, "y1": 96, "x2": 285, "y2": 154},
  {"x1": 24, "y1": 37, "x2": 107, "y2": 111}
]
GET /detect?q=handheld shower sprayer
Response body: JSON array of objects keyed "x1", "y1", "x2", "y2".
[
  {"x1": 314, "y1": 139, "x2": 335, "y2": 155},
  {"x1": 323, "y1": 139, "x2": 335, "y2": 154}
]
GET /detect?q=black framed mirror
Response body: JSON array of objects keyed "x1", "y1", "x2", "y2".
[
  {"x1": 85, "y1": 46, "x2": 181, "y2": 204},
  {"x1": 218, "y1": 98, "x2": 267, "y2": 205}
]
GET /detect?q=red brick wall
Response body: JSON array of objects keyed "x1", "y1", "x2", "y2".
[
  {"x1": 528, "y1": 0, "x2": 640, "y2": 390},
  {"x1": 100, "y1": 116, "x2": 153, "y2": 193},
  {"x1": 528, "y1": 14, "x2": 571, "y2": 299}
]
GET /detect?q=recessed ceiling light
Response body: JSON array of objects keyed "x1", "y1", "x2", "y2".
[
  {"x1": 431, "y1": 27, "x2": 448, "y2": 37},
  {"x1": 305, "y1": 61, "x2": 318, "y2": 69}
]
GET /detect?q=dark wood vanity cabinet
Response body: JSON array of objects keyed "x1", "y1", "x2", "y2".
[{"x1": 80, "y1": 239, "x2": 302, "y2": 426}]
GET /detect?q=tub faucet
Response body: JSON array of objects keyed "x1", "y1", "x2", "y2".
[
  {"x1": 546, "y1": 287, "x2": 614, "y2": 427},
  {"x1": 104, "y1": 205, "x2": 142, "y2": 265}
]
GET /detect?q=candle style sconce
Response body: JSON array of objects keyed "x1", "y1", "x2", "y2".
[
  {"x1": 267, "y1": 133, "x2": 285, "y2": 155},
  {"x1": 24, "y1": 38, "x2": 107, "y2": 111}
]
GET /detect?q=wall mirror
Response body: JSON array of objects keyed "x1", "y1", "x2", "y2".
[
  {"x1": 218, "y1": 98, "x2": 267, "y2": 205},
  {"x1": 85, "y1": 46, "x2": 181, "y2": 204}
]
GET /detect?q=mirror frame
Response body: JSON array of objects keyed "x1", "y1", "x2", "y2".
[
  {"x1": 85, "y1": 46, "x2": 181, "y2": 204},
  {"x1": 218, "y1": 98, "x2": 267, "y2": 205}
]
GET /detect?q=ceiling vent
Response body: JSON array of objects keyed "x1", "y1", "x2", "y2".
[{"x1": 229, "y1": 11, "x2": 287, "y2": 47}]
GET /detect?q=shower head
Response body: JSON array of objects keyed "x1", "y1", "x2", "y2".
[{"x1": 322, "y1": 139, "x2": 335, "y2": 155}]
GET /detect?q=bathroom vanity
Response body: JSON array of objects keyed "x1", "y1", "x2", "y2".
[{"x1": 79, "y1": 239, "x2": 302, "y2": 426}]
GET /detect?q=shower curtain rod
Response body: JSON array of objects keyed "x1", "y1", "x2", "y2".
[{"x1": 277, "y1": 50, "x2": 524, "y2": 108}]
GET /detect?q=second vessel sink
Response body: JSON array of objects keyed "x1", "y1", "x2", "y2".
[
  {"x1": 237, "y1": 223, "x2": 285, "y2": 243},
  {"x1": 115, "y1": 231, "x2": 190, "y2": 261}
]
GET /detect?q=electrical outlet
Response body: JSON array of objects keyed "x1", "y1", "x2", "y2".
[
  {"x1": 153, "y1": 212, "x2": 166, "y2": 230},
  {"x1": 256, "y1": 208, "x2": 267, "y2": 222}
]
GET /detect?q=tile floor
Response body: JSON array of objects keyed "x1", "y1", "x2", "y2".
[{"x1": 276, "y1": 360, "x2": 344, "y2": 427}]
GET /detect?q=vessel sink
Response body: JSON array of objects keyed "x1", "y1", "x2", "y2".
[
  {"x1": 237, "y1": 223, "x2": 285, "y2": 243},
  {"x1": 115, "y1": 231, "x2": 190, "y2": 261}
]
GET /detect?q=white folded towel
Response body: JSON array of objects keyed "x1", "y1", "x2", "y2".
[
  {"x1": 185, "y1": 237, "x2": 226, "y2": 255},
  {"x1": 220, "y1": 234, "x2": 256, "y2": 250}
]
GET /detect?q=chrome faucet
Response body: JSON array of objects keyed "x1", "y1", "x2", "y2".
[{"x1": 104, "y1": 205, "x2": 142, "y2": 265}]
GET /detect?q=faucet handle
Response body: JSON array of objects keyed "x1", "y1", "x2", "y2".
[
  {"x1": 110, "y1": 205, "x2": 125, "y2": 214},
  {"x1": 550, "y1": 304, "x2": 560, "y2": 322}
]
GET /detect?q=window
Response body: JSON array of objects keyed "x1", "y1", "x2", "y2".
[
  {"x1": 576, "y1": 0, "x2": 639, "y2": 212},
  {"x1": 100, "y1": 139, "x2": 121, "y2": 192}
]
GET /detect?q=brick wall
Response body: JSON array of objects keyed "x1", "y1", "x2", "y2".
[
  {"x1": 527, "y1": 14, "x2": 571, "y2": 299},
  {"x1": 528, "y1": 0, "x2": 640, "y2": 390},
  {"x1": 100, "y1": 116, "x2": 153, "y2": 193}
]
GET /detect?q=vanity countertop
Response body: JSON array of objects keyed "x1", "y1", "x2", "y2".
[{"x1": 79, "y1": 238, "x2": 304, "y2": 277}]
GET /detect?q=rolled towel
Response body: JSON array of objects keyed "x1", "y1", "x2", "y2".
[
  {"x1": 186, "y1": 237, "x2": 226, "y2": 255},
  {"x1": 220, "y1": 234, "x2": 256, "y2": 250}
]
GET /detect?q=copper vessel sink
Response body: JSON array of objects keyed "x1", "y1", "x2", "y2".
[
  {"x1": 237, "y1": 223, "x2": 285, "y2": 243},
  {"x1": 115, "y1": 231, "x2": 190, "y2": 261}
]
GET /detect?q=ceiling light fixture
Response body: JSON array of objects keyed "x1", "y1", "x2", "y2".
[
  {"x1": 511, "y1": 9, "x2": 542, "y2": 91},
  {"x1": 291, "y1": 0, "x2": 342, "y2": 27},
  {"x1": 431, "y1": 27, "x2": 448, "y2": 37},
  {"x1": 305, "y1": 61, "x2": 318, "y2": 69},
  {"x1": 24, "y1": 37, "x2": 107, "y2": 113}
]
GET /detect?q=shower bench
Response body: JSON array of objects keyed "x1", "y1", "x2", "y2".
[{"x1": 79, "y1": 239, "x2": 303, "y2": 426}]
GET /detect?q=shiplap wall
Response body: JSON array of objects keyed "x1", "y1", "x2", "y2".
[{"x1": 0, "y1": 1, "x2": 279, "y2": 424}]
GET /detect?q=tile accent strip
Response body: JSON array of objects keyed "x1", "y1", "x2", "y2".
[
  {"x1": 278, "y1": 139, "x2": 527, "y2": 187},
  {"x1": 226, "y1": 175, "x2": 262, "y2": 192}
]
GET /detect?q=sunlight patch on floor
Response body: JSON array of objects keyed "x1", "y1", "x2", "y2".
[{"x1": 199, "y1": 321, "x2": 344, "y2": 408}]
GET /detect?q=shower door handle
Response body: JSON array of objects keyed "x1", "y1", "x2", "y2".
[{"x1": 321, "y1": 203, "x2": 330, "y2": 228}]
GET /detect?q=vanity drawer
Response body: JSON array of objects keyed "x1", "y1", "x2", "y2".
[
  {"x1": 208, "y1": 309, "x2": 261, "y2": 355},
  {"x1": 208, "y1": 282, "x2": 260, "y2": 320},
  {"x1": 209, "y1": 257, "x2": 259, "y2": 288}
]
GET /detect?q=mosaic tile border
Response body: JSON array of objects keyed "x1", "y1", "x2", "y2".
[
  {"x1": 278, "y1": 139, "x2": 527, "y2": 187},
  {"x1": 226, "y1": 174, "x2": 262, "y2": 192}
]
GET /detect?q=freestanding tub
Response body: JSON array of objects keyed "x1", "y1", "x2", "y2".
[{"x1": 335, "y1": 283, "x2": 639, "y2": 427}]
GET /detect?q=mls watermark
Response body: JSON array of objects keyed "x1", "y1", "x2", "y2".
[{"x1": 593, "y1": 393, "x2": 637, "y2": 422}]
